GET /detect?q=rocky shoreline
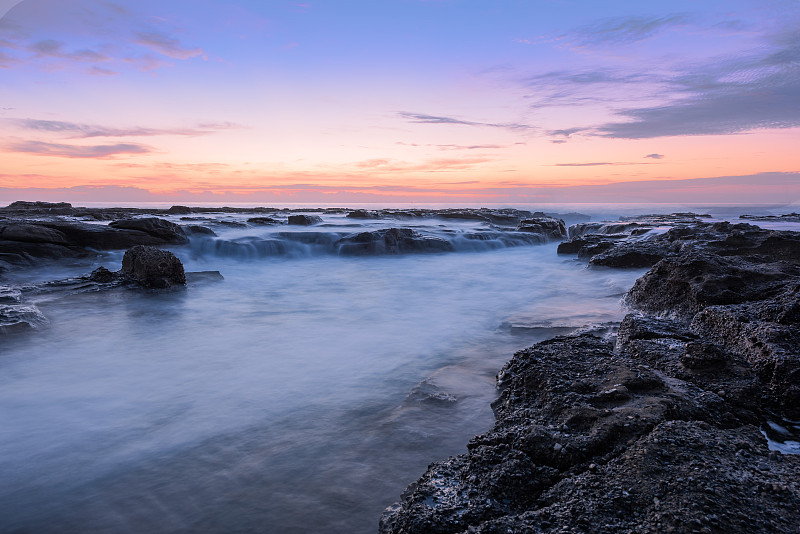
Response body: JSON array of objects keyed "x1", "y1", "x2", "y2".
[
  {"x1": 380, "y1": 218, "x2": 800, "y2": 533},
  {"x1": 2, "y1": 202, "x2": 799, "y2": 532}
]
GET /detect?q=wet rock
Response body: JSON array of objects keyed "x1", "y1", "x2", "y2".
[
  {"x1": 0, "y1": 304, "x2": 48, "y2": 334},
  {"x1": 184, "y1": 225, "x2": 217, "y2": 237},
  {"x1": 335, "y1": 228, "x2": 453, "y2": 255},
  {"x1": 381, "y1": 332, "x2": 800, "y2": 533},
  {"x1": 516, "y1": 217, "x2": 567, "y2": 240},
  {"x1": 0, "y1": 224, "x2": 70, "y2": 245},
  {"x1": 589, "y1": 240, "x2": 674, "y2": 268},
  {"x1": 185, "y1": 271, "x2": 224, "y2": 283},
  {"x1": 0, "y1": 287, "x2": 22, "y2": 303},
  {"x1": 89, "y1": 266, "x2": 119, "y2": 283},
  {"x1": 1, "y1": 201, "x2": 74, "y2": 215},
  {"x1": 287, "y1": 214, "x2": 323, "y2": 226},
  {"x1": 681, "y1": 341, "x2": 729, "y2": 369},
  {"x1": 109, "y1": 217, "x2": 188, "y2": 244},
  {"x1": 626, "y1": 251, "x2": 795, "y2": 319},
  {"x1": 120, "y1": 245, "x2": 186, "y2": 289},
  {"x1": 166, "y1": 205, "x2": 193, "y2": 214},
  {"x1": 568, "y1": 222, "x2": 642, "y2": 238},
  {"x1": 346, "y1": 210, "x2": 381, "y2": 219},
  {"x1": 247, "y1": 217, "x2": 280, "y2": 225}
]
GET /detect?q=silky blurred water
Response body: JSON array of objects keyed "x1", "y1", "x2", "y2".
[{"x1": 0, "y1": 212, "x2": 650, "y2": 533}]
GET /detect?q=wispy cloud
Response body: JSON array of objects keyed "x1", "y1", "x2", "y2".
[
  {"x1": 0, "y1": 3, "x2": 208, "y2": 73},
  {"x1": 133, "y1": 31, "x2": 204, "y2": 60},
  {"x1": 8, "y1": 140, "x2": 151, "y2": 158},
  {"x1": 565, "y1": 14, "x2": 691, "y2": 48},
  {"x1": 10, "y1": 119, "x2": 244, "y2": 138},
  {"x1": 645, "y1": 153, "x2": 664, "y2": 159},
  {"x1": 553, "y1": 161, "x2": 657, "y2": 167},
  {"x1": 352, "y1": 156, "x2": 495, "y2": 173},
  {"x1": 399, "y1": 112, "x2": 532, "y2": 131},
  {"x1": 396, "y1": 141, "x2": 508, "y2": 151},
  {"x1": 596, "y1": 29, "x2": 800, "y2": 138}
]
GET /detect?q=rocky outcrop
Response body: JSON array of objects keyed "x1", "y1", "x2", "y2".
[
  {"x1": 0, "y1": 217, "x2": 189, "y2": 267},
  {"x1": 335, "y1": 228, "x2": 453, "y2": 255},
  {"x1": 380, "y1": 330, "x2": 800, "y2": 533},
  {"x1": 120, "y1": 245, "x2": 186, "y2": 288},
  {"x1": 288, "y1": 214, "x2": 323, "y2": 226},
  {"x1": 383, "y1": 221, "x2": 800, "y2": 533}
]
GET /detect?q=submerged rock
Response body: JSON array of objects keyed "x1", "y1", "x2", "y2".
[
  {"x1": 335, "y1": 228, "x2": 453, "y2": 255},
  {"x1": 516, "y1": 217, "x2": 567, "y2": 240},
  {"x1": 120, "y1": 245, "x2": 186, "y2": 289},
  {"x1": 247, "y1": 217, "x2": 281, "y2": 225},
  {"x1": 109, "y1": 217, "x2": 188, "y2": 244},
  {"x1": 0, "y1": 304, "x2": 48, "y2": 334},
  {"x1": 287, "y1": 214, "x2": 323, "y2": 226}
]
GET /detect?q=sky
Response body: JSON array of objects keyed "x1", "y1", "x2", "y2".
[{"x1": 0, "y1": 0, "x2": 798, "y2": 205}]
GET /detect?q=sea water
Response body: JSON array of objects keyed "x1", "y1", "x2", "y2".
[{"x1": 0, "y1": 208, "x2": 756, "y2": 533}]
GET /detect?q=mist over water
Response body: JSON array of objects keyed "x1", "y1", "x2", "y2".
[{"x1": 1, "y1": 211, "x2": 651, "y2": 533}]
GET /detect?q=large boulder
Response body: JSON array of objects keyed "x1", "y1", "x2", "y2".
[{"x1": 120, "y1": 245, "x2": 186, "y2": 288}]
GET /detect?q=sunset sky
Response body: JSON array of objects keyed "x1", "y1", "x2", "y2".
[{"x1": 0, "y1": 0, "x2": 798, "y2": 205}]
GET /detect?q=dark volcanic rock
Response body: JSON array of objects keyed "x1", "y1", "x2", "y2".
[
  {"x1": 287, "y1": 214, "x2": 323, "y2": 226},
  {"x1": 109, "y1": 217, "x2": 188, "y2": 244},
  {"x1": 335, "y1": 228, "x2": 453, "y2": 255},
  {"x1": 380, "y1": 334, "x2": 800, "y2": 533},
  {"x1": 120, "y1": 245, "x2": 186, "y2": 288}
]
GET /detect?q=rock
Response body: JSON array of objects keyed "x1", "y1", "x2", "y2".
[
  {"x1": 184, "y1": 225, "x2": 217, "y2": 236},
  {"x1": 346, "y1": 210, "x2": 381, "y2": 219},
  {"x1": 681, "y1": 341, "x2": 729, "y2": 369},
  {"x1": 89, "y1": 266, "x2": 119, "y2": 283},
  {"x1": 185, "y1": 271, "x2": 224, "y2": 283},
  {"x1": 335, "y1": 228, "x2": 453, "y2": 255},
  {"x1": 166, "y1": 205, "x2": 193, "y2": 214},
  {"x1": 568, "y1": 222, "x2": 642, "y2": 238},
  {"x1": 589, "y1": 241, "x2": 673, "y2": 268},
  {"x1": 516, "y1": 217, "x2": 567, "y2": 240},
  {"x1": 287, "y1": 214, "x2": 323, "y2": 226},
  {"x1": 0, "y1": 224, "x2": 70, "y2": 245},
  {"x1": 380, "y1": 333, "x2": 800, "y2": 533},
  {"x1": 0, "y1": 287, "x2": 22, "y2": 303},
  {"x1": 247, "y1": 217, "x2": 280, "y2": 225},
  {"x1": 3, "y1": 200, "x2": 73, "y2": 210},
  {"x1": 0, "y1": 304, "x2": 48, "y2": 334},
  {"x1": 109, "y1": 217, "x2": 188, "y2": 244},
  {"x1": 120, "y1": 245, "x2": 186, "y2": 288},
  {"x1": 626, "y1": 251, "x2": 794, "y2": 318},
  {"x1": 1, "y1": 201, "x2": 74, "y2": 215}
]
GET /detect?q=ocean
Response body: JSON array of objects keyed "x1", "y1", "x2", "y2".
[{"x1": 0, "y1": 204, "x2": 794, "y2": 533}]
